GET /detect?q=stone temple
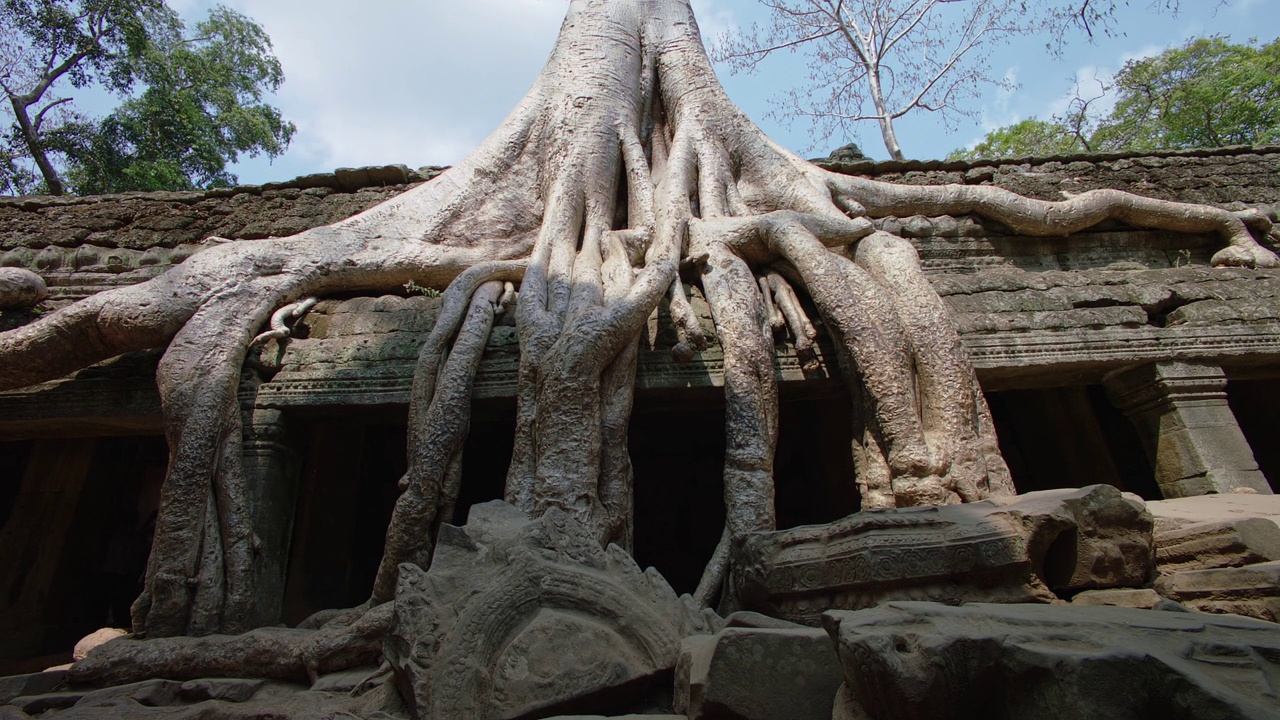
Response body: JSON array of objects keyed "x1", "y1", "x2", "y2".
[
  {"x1": 3, "y1": 146, "x2": 1280, "y2": 719},
  {"x1": 4, "y1": 2, "x2": 1280, "y2": 716}
]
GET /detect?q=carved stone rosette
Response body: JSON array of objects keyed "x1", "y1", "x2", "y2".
[{"x1": 385, "y1": 501, "x2": 718, "y2": 720}]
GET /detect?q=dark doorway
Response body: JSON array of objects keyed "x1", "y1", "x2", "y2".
[
  {"x1": 1227, "y1": 379, "x2": 1280, "y2": 493},
  {"x1": 986, "y1": 385, "x2": 1158, "y2": 499},
  {"x1": 0, "y1": 435, "x2": 166, "y2": 674}
]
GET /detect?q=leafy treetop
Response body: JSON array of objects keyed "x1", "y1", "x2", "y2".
[
  {"x1": 0, "y1": 0, "x2": 294, "y2": 196},
  {"x1": 951, "y1": 36, "x2": 1279, "y2": 161}
]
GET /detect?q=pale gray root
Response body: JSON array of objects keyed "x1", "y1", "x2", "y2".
[
  {"x1": 825, "y1": 175, "x2": 1280, "y2": 269},
  {"x1": 669, "y1": 278, "x2": 710, "y2": 362},
  {"x1": 765, "y1": 271, "x2": 819, "y2": 371},
  {"x1": 698, "y1": 241, "x2": 778, "y2": 536},
  {"x1": 249, "y1": 297, "x2": 318, "y2": 347},
  {"x1": 854, "y1": 231, "x2": 1014, "y2": 502},
  {"x1": 694, "y1": 526, "x2": 732, "y2": 608},
  {"x1": 370, "y1": 278, "x2": 507, "y2": 604},
  {"x1": 68, "y1": 603, "x2": 393, "y2": 688}
]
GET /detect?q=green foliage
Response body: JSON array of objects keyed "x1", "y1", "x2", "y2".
[
  {"x1": 1098, "y1": 36, "x2": 1280, "y2": 151},
  {"x1": 949, "y1": 118, "x2": 1086, "y2": 161},
  {"x1": 953, "y1": 36, "x2": 1280, "y2": 160},
  {"x1": 0, "y1": 1, "x2": 293, "y2": 195}
]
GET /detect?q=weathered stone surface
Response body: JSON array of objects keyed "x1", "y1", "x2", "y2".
[
  {"x1": 0, "y1": 268, "x2": 46, "y2": 309},
  {"x1": 1156, "y1": 561, "x2": 1280, "y2": 623},
  {"x1": 177, "y1": 679, "x2": 265, "y2": 703},
  {"x1": 0, "y1": 671, "x2": 66, "y2": 706},
  {"x1": 674, "y1": 627, "x2": 842, "y2": 720},
  {"x1": 734, "y1": 485, "x2": 1154, "y2": 625},
  {"x1": 1104, "y1": 361, "x2": 1271, "y2": 498},
  {"x1": 1147, "y1": 494, "x2": 1280, "y2": 535},
  {"x1": 1156, "y1": 519, "x2": 1280, "y2": 573},
  {"x1": 1071, "y1": 588, "x2": 1163, "y2": 609},
  {"x1": 0, "y1": 706, "x2": 31, "y2": 720},
  {"x1": 543, "y1": 716, "x2": 684, "y2": 719},
  {"x1": 825, "y1": 602, "x2": 1280, "y2": 720},
  {"x1": 386, "y1": 502, "x2": 718, "y2": 720}
]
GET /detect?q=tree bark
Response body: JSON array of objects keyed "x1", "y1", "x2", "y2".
[{"x1": 0, "y1": 0, "x2": 1276, "y2": 647}]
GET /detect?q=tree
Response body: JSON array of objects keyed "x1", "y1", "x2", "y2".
[
  {"x1": 954, "y1": 36, "x2": 1278, "y2": 159},
  {"x1": 712, "y1": 1, "x2": 1204, "y2": 161},
  {"x1": 0, "y1": 0, "x2": 293, "y2": 196},
  {"x1": 713, "y1": 0, "x2": 1036, "y2": 161},
  {"x1": 1, "y1": 0, "x2": 1276, "y2": 680}
]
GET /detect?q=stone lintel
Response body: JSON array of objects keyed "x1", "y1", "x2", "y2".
[{"x1": 1104, "y1": 361, "x2": 1270, "y2": 498}]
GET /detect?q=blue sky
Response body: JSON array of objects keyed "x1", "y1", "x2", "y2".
[{"x1": 151, "y1": 0, "x2": 1279, "y2": 184}]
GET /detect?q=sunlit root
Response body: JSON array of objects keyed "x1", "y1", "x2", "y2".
[
  {"x1": 371, "y1": 273, "x2": 513, "y2": 604},
  {"x1": 250, "y1": 297, "x2": 319, "y2": 347},
  {"x1": 827, "y1": 175, "x2": 1280, "y2": 269},
  {"x1": 669, "y1": 278, "x2": 710, "y2": 362},
  {"x1": 763, "y1": 271, "x2": 819, "y2": 371}
]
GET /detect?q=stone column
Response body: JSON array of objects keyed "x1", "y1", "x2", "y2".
[
  {"x1": 1104, "y1": 361, "x2": 1270, "y2": 498},
  {"x1": 241, "y1": 406, "x2": 302, "y2": 628}
]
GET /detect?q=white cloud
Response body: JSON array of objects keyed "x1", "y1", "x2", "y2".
[{"x1": 192, "y1": 0, "x2": 567, "y2": 172}]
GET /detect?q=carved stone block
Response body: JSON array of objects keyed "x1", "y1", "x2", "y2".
[
  {"x1": 733, "y1": 486, "x2": 1154, "y2": 625},
  {"x1": 386, "y1": 502, "x2": 718, "y2": 720},
  {"x1": 1156, "y1": 561, "x2": 1280, "y2": 623},
  {"x1": 1155, "y1": 518, "x2": 1280, "y2": 573},
  {"x1": 674, "y1": 626, "x2": 842, "y2": 720},
  {"x1": 825, "y1": 602, "x2": 1280, "y2": 720}
]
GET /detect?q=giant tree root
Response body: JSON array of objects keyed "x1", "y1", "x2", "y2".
[
  {"x1": 1, "y1": 0, "x2": 1277, "y2": 640},
  {"x1": 68, "y1": 603, "x2": 393, "y2": 687}
]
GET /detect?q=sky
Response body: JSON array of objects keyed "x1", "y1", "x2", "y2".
[{"x1": 146, "y1": 0, "x2": 1279, "y2": 185}]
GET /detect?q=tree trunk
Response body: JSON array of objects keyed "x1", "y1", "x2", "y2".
[
  {"x1": 8, "y1": 94, "x2": 65, "y2": 195},
  {"x1": 0, "y1": 0, "x2": 1276, "y2": 650}
]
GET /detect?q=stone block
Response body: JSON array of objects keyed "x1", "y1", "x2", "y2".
[
  {"x1": 0, "y1": 268, "x2": 47, "y2": 309},
  {"x1": 177, "y1": 678, "x2": 265, "y2": 703},
  {"x1": 0, "y1": 672, "x2": 66, "y2": 706},
  {"x1": 1156, "y1": 518, "x2": 1280, "y2": 573},
  {"x1": 825, "y1": 602, "x2": 1280, "y2": 719},
  {"x1": 733, "y1": 486, "x2": 1154, "y2": 625},
  {"x1": 1071, "y1": 588, "x2": 1163, "y2": 609},
  {"x1": 674, "y1": 627, "x2": 842, "y2": 720},
  {"x1": 1147, "y1": 493, "x2": 1280, "y2": 534},
  {"x1": 1156, "y1": 561, "x2": 1280, "y2": 622}
]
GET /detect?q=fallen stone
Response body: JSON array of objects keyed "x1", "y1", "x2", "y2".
[
  {"x1": 0, "y1": 671, "x2": 67, "y2": 705},
  {"x1": 542, "y1": 716, "x2": 684, "y2": 720},
  {"x1": 1156, "y1": 561, "x2": 1280, "y2": 622},
  {"x1": 734, "y1": 485, "x2": 1154, "y2": 625},
  {"x1": 177, "y1": 678, "x2": 265, "y2": 703},
  {"x1": 1146, "y1": 494, "x2": 1280, "y2": 534},
  {"x1": 310, "y1": 667, "x2": 381, "y2": 693},
  {"x1": 825, "y1": 602, "x2": 1280, "y2": 719},
  {"x1": 1071, "y1": 588, "x2": 1163, "y2": 609},
  {"x1": 674, "y1": 627, "x2": 842, "y2": 720},
  {"x1": 7, "y1": 691, "x2": 83, "y2": 714},
  {"x1": 0, "y1": 268, "x2": 47, "y2": 309},
  {"x1": 73, "y1": 679, "x2": 183, "y2": 708},
  {"x1": 387, "y1": 501, "x2": 719, "y2": 720},
  {"x1": 0, "y1": 707, "x2": 32, "y2": 720},
  {"x1": 73, "y1": 629, "x2": 128, "y2": 662},
  {"x1": 1156, "y1": 518, "x2": 1280, "y2": 573}
]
